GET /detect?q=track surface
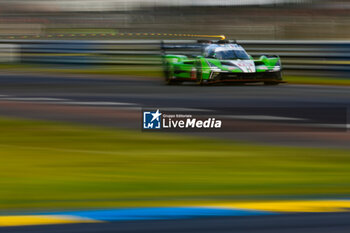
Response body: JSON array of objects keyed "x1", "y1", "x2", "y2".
[
  {"x1": 1, "y1": 73, "x2": 350, "y2": 232},
  {"x1": 3, "y1": 213, "x2": 350, "y2": 233},
  {"x1": 0, "y1": 73, "x2": 349, "y2": 108},
  {"x1": 0, "y1": 73, "x2": 349, "y2": 147}
]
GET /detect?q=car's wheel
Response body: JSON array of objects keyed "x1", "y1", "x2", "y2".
[
  {"x1": 275, "y1": 71, "x2": 283, "y2": 81},
  {"x1": 264, "y1": 71, "x2": 282, "y2": 85},
  {"x1": 196, "y1": 67, "x2": 208, "y2": 85},
  {"x1": 164, "y1": 64, "x2": 178, "y2": 85}
]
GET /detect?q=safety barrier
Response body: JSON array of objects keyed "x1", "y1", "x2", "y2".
[{"x1": 0, "y1": 39, "x2": 349, "y2": 76}]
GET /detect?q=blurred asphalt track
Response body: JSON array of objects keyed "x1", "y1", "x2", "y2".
[
  {"x1": 3, "y1": 213, "x2": 350, "y2": 233},
  {"x1": 0, "y1": 72, "x2": 349, "y2": 148},
  {"x1": 0, "y1": 72, "x2": 350, "y2": 232}
]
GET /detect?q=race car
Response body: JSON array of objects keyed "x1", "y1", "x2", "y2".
[{"x1": 163, "y1": 40, "x2": 283, "y2": 85}]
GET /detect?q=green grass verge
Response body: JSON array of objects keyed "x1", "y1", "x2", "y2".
[
  {"x1": 0, "y1": 117, "x2": 350, "y2": 211},
  {"x1": 285, "y1": 76, "x2": 350, "y2": 86},
  {"x1": 0, "y1": 64, "x2": 163, "y2": 78}
]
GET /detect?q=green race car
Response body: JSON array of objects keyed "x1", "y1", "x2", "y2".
[{"x1": 163, "y1": 40, "x2": 283, "y2": 85}]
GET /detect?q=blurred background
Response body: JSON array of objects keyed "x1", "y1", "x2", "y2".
[
  {"x1": 0, "y1": 0, "x2": 349, "y2": 80},
  {"x1": 0, "y1": 0, "x2": 349, "y2": 39},
  {"x1": 0, "y1": 1, "x2": 350, "y2": 232}
]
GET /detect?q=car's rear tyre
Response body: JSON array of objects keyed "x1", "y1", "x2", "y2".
[
  {"x1": 196, "y1": 68, "x2": 209, "y2": 86},
  {"x1": 164, "y1": 64, "x2": 180, "y2": 85},
  {"x1": 196, "y1": 67, "x2": 202, "y2": 85}
]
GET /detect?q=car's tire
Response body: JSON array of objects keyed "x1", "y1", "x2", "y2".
[
  {"x1": 196, "y1": 70, "x2": 203, "y2": 85},
  {"x1": 164, "y1": 64, "x2": 179, "y2": 85},
  {"x1": 264, "y1": 71, "x2": 282, "y2": 85},
  {"x1": 196, "y1": 67, "x2": 208, "y2": 86},
  {"x1": 275, "y1": 71, "x2": 283, "y2": 81}
]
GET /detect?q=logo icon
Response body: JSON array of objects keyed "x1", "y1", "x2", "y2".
[{"x1": 143, "y1": 109, "x2": 162, "y2": 129}]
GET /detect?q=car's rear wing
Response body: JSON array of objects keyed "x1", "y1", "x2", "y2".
[
  {"x1": 160, "y1": 39, "x2": 240, "y2": 56},
  {"x1": 161, "y1": 40, "x2": 205, "y2": 56}
]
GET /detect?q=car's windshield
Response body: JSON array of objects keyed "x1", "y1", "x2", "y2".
[{"x1": 215, "y1": 49, "x2": 250, "y2": 60}]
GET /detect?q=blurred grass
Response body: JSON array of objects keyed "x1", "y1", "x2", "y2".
[
  {"x1": 0, "y1": 64, "x2": 163, "y2": 78},
  {"x1": 0, "y1": 117, "x2": 350, "y2": 211},
  {"x1": 284, "y1": 76, "x2": 350, "y2": 86}
]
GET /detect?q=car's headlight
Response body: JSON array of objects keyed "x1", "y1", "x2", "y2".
[
  {"x1": 220, "y1": 62, "x2": 241, "y2": 71},
  {"x1": 272, "y1": 66, "x2": 281, "y2": 71}
]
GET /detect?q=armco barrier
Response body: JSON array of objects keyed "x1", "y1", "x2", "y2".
[
  {"x1": 0, "y1": 43, "x2": 19, "y2": 63},
  {"x1": 0, "y1": 39, "x2": 349, "y2": 76}
]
